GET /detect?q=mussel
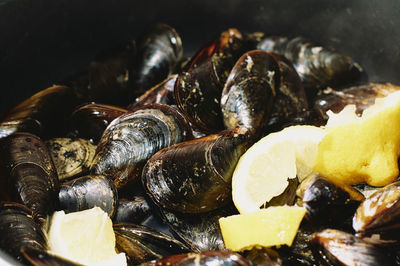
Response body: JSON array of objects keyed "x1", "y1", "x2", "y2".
[
  {"x1": 132, "y1": 23, "x2": 183, "y2": 97},
  {"x1": 174, "y1": 28, "x2": 246, "y2": 133},
  {"x1": 114, "y1": 223, "x2": 190, "y2": 265},
  {"x1": 220, "y1": 50, "x2": 278, "y2": 134},
  {"x1": 0, "y1": 85, "x2": 83, "y2": 140},
  {"x1": 113, "y1": 196, "x2": 151, "y2": 224},
  {"x1": 0, "y1": 202, "x2": 47, "y2": 264},
  {"x1": 311, "y1": 229, "x2": 397, "y2": 265},
  {"x1": 353, "y1": 180, "x2": 400, "y2": 243},
  {"x1": 88, "y1": 40, "x2": 136, "y2": 106},
  {"x1": 46, "y1": 137, "x2": 96, "y2": 181},
  {"x1": 21, "y1": 245, "x2": 81, "y2": 266},
  {"x1": 58, "y1": 174, "x2": 118, "y2": 217},
  {"x1": 90, "y1": 104, "x2": 193, "y2": 188},
  {"x1": 314, "y1": 83, "x2": 400, "y2": 121},
  {"x1": 257, "y1": 35, "x2": 364, "y2": 96},
  {"x1": 0, "y1": 132, "x2": 59, "y2": 220},
  {"x1": 142, "y1": 127, "x2": 251, "y2": 213},
  {"x1": 139, "y1": 250, "x2": 251, "y2": 266},
  {"x1": 70, "y1": 103, "x2": 129, "y2": 143}
]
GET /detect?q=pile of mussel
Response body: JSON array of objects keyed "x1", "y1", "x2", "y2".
[{"x1": 1, "y1": 22, "x2": 399, "y2": 266}]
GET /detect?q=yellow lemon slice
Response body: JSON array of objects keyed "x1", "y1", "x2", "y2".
[
  {"x1": 315, "y1": 90, "x2": 400, "y2": 186},
  {"x1": 232, "y1": 125, "x2": 326, "y2": 214},
  {"x1": 47, "y1": 207, "x2": 126, "y2": 266},
  {"x1": 219, "y1": 206, "x2": 306, "y2": 251}
]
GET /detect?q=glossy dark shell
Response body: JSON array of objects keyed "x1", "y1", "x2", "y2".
[
  {"x1": 143, "y1": 127, "x2": 251, "y2": 213},
  {"x1": 257, "y1": 36, "x2": 364, "y2": 92},
  {"x1": 158, "y1": 204, "x2": 238, "y2": 251},
  {"x1": 112, "y1": 196, "x2": 151, "y2": 224},
  {"x1": 133, "y1": 23, "x2": 183, "y2": 96},
  {"x1": 70, "y1": 103, "x2": 129, "y2": 143},
  {"x1": 0, "y1": 132, "x2": 59, "y2": 220},
  {"x1": 311, "y1": 229, "x2": 396, "y2": 265},
  {"x1": 91, "y1": 104, "x2": 193, "y2": 188},
  {"x1": 114, "y1": 223, "x2": 190, "y2": 265},
  {"x1": 88, "y1": 40, "x2": 136, "y2": 105},
  {"x1": 296, "y1": 174, "x2": 364, "y2": 228},
  {"x1": 0, "y1": 202, "x2": 47, "y2": 263},
  {"x1": 0, "y1": 85, "x2": 82, "y2": 140},
  {"x1": 353, "y1": 181, "x2": 400, "y2": 240},
  {"x1": 46, "y1": 138, "x2": 96, "y2": 181},
  {"x1": 128, "y1": 74, "x2": 177, "y2": 109},
  {"x1": 140, "y1": 250, "x2": 251, "y2": 266},
  {"x1": 220, "y1": 50, "x2": 277, "y2": 134},
  {"x1": 314, "y1": 83, "x2": 400, "y2": 121},
  {"x1": 174, "y1": 28, "x2": 245, "y2": 133},
  {"x1": 59, "y1": 174, "x2": 118, "y2": 217}
]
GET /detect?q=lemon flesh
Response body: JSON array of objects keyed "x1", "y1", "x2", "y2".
[
  {"x1": 219, "y1": 206, "x2": 306, "y2": 251},
  {"x1": 48, "y1": 207, "x2": 126, "y2": 265},
  {"x1": 232, "y1": 125, "x2": 326, "y2": 214},
  {"x1": 315, "y1": 91, "x2": 400, "y2": 187}
]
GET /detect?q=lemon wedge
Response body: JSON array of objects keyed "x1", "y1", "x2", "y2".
[
  {"x1": 47, "y1": 207, "x2": 126, "y2": 266},
  {"x1": 219, "y1": 206, "x2": 306, "y2": 251},
  {"x1": 232, "y1": 125, "x2": 326, "y2": 214},
  {"x1": 315, "y1": 90, "x2": 400, "y2": 186}
]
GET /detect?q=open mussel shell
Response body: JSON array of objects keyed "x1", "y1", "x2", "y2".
[
  {"x1": 127, "y1": 74, "x2": 177, "y2": 110},
  {"x1": 311, "y1": 229, "x2": 397, "y2": 265},
  {"x1": 143, "y1": 127, "x2": 251, "y2": 213},
  {"x1": 0, "y1": 132, "x2": 59, "y2": 220},
  {"x1": 296, "y1": 173, "x2": 364, "y2": 228},
  {"x1": 0, "y1": 202, "x2": 47, "y2": 264},
  {"x1": 58, "y1": 174, "x2": 117, "y2": 217},
  {"x1": 90, "y1": 104, "x2": 193, "y2": 188},
  {"x1": 314, "y1": 83, "x2": 400, "y2": 122},
  {"x1": 174, "y1": 28, "x2": 246, "y2": 133},
  {"x1": 157, "y1": 203, "x2": 238, "y2": 251},
  {"x1": 46, "y1": 138, "x2": 96, "y2": 181},
  {"x1": 220, "y1": 50, "x2": 277, "y2": 134},
  {"x1": 0, "y1": 85, "x2": 83, "y2": 140},
  {"x1": 353, "y1": 180, "x2": 400, "y2": 242},
  {"x1": 132, "y1": 23, "x2": 183, "y2": 97},
  {"x1": 21, "y1": 245, "x2": 82, "y2": 266},
  {"x1": 139, "y1": 250, "x2": 251, "y2": 266},
  {"x1": 88, "y1": 40, "x2": 136, "y2": 106},
  {"x1": 257, "y1": 36, "x2": 364, "y2": 95},
  {"x1": 113, "y1": 223, "x2": 190, "y2": 265},
  {"x1": 112, "y1": 196, "x2": 151, "y2": 224},
  {"x1": 70, "y1": 103, "x2": 129, "y2": 143}
]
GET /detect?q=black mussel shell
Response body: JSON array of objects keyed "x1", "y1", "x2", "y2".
[
  {"x1": 296, "y1": 173, "x2": 364, "y2": 228},
  {"x1": 142, "y1": 127, "x2": 251, "y2": 213},
  {"x1": 243, "y1": 247, "x2": 282, "y2": 266},
  {"x1": 314, "y1": 83, "x2": 400, "y2": 122},
  {"x1": 174, "y1": 28, "x2": 246, "y2": 133},
  {"x1": 0, "y1": 132, "x2": 59, "y2": 220},
  {"x1": 132, "y1": 23, "x2": 183, "y2": 97},
  {"x1": 70, "y1": 103, "x2": 129, "y2": 143},
  {"x1": 0, "y1": 85, "x2": 83, "y2": 140},
  {"x1": 311, "y1": 229, "x2": 397, "y2": 266},
  {"x1": 21, "y1": 245, "x2": 82, "y2": 266},
  {"x1": 91, "y1": 104, "x2": 193, "y2": 188},
  {"x1": 157, "y1": 203, "x2": 238, "y2": 251},
  {"x1": 0, "y1": 202, "x2": 47, "y2": 264},
  {"x1": 353, "y1": 180, "x2": 400, "y2": 242},
  {"x1": 46, "y1": 138, "x2": 96, "y2": 181},
  {"x1": 58, "y1": 174, "x2": 118, "y2": 217},
  {"x1": 114, "y1": 223, "x2": 190, "y2": 265},
  {"x1": 112, "y1": 196, "x2": 151, "y2": 224},
  {"x1": 221, "y1": 50, "x2": 277, "y2": 134}
]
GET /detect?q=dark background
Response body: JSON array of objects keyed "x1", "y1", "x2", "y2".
[{"x1": 1, "y1": 0, "x2": 399, "y2": 113}]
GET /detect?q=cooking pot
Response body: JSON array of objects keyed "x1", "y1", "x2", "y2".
[{"x1": 0, "y1": 0, "x2": 400, "y2": 264}]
